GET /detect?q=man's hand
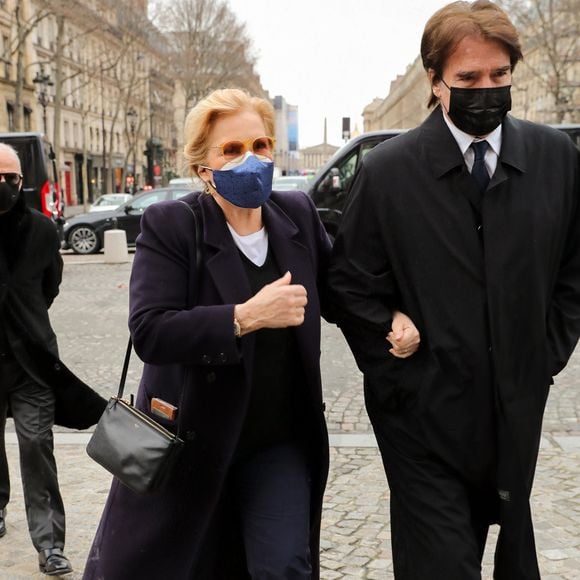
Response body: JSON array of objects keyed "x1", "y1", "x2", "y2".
[{"x1": 387, "y1": 310, "x2": 420, "y2": 359}]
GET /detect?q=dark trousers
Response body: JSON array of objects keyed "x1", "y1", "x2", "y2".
[
  {"x1": 371, "y1": 411, "x2": 499, "y2": 580},
  {"x1": 200, "y1": 443, "x2": 312, "y2": 579},
  {"x1": 0, "y1": 355, "x2": 65, "y2": 551}
]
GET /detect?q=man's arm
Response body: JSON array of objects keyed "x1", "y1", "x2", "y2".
[
  {"x1": 43, "y1": 225, "x2": 63, "y2": 308},
  {"x1": 546, "y1": 147, "x2": 580, "y2": 377},
  {"x1": 327, "y1": 164, "x2": 403, "y2": 375}
]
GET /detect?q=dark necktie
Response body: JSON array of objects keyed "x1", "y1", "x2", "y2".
[{"x1": 470, "y1": 140, "x2": 490, "y2": 193}]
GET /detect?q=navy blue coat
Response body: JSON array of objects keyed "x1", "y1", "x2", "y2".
[{"x1": 84, "y1": 191, "x2": 331, "y2": 579}]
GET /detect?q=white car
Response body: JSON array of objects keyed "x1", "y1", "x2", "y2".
[
  {"x1": 272, "y1": 175, "x2": 313, "y2": 191},
  {"x1": 168, "y1": 176, "x2": 205, "y2": 190},
  {"x1": 89, "y1": 193, "x2": 133, "y2": 212}
]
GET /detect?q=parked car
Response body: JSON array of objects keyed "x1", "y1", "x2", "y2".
[
  {"x1": 550, "y1": 123, "x2": 580, "y2": 149},
  {"x1": 272, "y1": 175, "x2": 313, "y2": 191},
  {"x1": 89, "y1": 193, "x2": 133, "y2": 212},
  {"x1": 306, "y1": 123, "x2": 580, "y2": 243},
  {"x1": 62, "y1": 187, "x2": 190, "y2": 254}
]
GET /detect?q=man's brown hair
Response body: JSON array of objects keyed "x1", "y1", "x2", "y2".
[{"x1": 421, "y1": 0, "x2": 523, "y2": 108}]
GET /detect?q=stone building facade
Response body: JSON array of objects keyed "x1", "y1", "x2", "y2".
[
  {"x1": 363, "y1": 8, "x2": 579, "y2": 131},
  {"x1": 0, "y1": 0, "x2": 269, "y2": 206}
]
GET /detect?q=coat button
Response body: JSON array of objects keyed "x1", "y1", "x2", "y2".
[
  {"x1": 218, "y1": 353, "x2": 227, "y2": 363},
  {"x1": 54, "y1": 363, "x2": 61, "y2": 371},
  {"x1": 206, "y1": 372, "x2": 216, "y2": 383},
  {"x1": 476, "y1": 224, "x2": 482, "y2": 231},
  {"x1": 201, "y1": 355, "x2": 211, "y2": 364}
]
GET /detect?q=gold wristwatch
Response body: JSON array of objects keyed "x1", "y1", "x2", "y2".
[{"x1": 233, "y1": 317, "x2": 241, "y2": 338}]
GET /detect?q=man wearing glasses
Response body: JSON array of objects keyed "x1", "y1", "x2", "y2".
[{"x1": 0, "y1": 142, "x2": 73, "y2": 575}]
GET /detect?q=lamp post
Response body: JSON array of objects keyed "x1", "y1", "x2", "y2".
[
  {"x1": 32, "y1": 68, "x2": 53, "y2": 134},
  {"x1": 126, "y1": 107, "x2": 138, "y2": 193}
]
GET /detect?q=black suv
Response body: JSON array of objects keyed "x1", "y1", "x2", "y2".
[
  {"x1": 306, "y1": 130, "x2": 405, "y2": 242},
  {"x1": 306, "y1": 123, "x2": 580, "y2": 242}
]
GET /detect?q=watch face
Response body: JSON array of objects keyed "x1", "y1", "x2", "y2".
[{"x1": 233, "y1": 318, "x2": 241, "y2": 337}]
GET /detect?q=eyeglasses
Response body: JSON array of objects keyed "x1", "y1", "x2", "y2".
[
  {"x1": 0, "y1": 173, "x2": 22, "y2": 186},
  {"x1": 209, "y1": 136, "x2": 276, "y2": 161}
]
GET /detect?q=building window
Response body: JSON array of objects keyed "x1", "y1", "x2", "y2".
[
  {"x1": 6, "y1": 102, "x2": 14, "y2": 131},
  {"x1": 23, "y1": 105, "x2": 31, "y2": 131}
]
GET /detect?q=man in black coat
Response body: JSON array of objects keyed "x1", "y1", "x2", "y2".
[
  {"x1": 327, "y1": 1, "x2": 580, "y2": 578},
  {"x1": 0, "y1": 143, "x2": 105, "y2": 576}
]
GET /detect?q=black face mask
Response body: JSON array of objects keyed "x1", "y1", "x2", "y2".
[
  {"x1": 0, "y1": 182, "x2": 20, "y2": 213},
  {"x1": 442, "y1": 80, "x2": 512, "y2": 136}
]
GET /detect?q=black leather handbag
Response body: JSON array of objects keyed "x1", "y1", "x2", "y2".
[
  {"x1": 86, "y1": 197, "x2": 202, "y2": 494},
  {"x1": 86, "y1": 339, "x2": 185, "y2": 494}
]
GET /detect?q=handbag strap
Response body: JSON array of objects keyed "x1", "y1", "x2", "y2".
[
  {"x1": 117, "y1": 195, "x2": 204, "y2": 407},
  {"x1": 117, "y1": 337, "x2": 134, "y2": 399}
]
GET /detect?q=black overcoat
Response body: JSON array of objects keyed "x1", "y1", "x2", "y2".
[
  {"x1": 327, "y1": 107, "x2": 580, "y2": 577},
  {"x1": 0, "y1": 207, "x2": 105, "y2": 429},
  {"x1": 84, "y1": 191, "x2": 331, "y2": 579}
]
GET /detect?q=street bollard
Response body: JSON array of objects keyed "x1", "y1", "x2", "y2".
[{"x1": 104, "y1": 229, "x2": 129, "y2": 263}]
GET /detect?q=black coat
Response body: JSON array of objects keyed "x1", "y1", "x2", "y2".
[
  {"x1": 327, "y1": 107, "x2": 580, "y2": 576},
  {"x1": 0, "y1": 206, "x2": 105, "y2": 429},
  {"x1": 84, "y1": 191, "x2": 331, "y2": 579}
]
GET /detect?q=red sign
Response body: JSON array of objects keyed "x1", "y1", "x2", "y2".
[{"x1": 153, "y1": 164, "x2": 161, "y2": 176}]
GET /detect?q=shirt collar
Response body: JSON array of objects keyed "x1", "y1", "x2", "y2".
[{"x1": 441, "y1": 108, "x2": 502, "y2": 157}]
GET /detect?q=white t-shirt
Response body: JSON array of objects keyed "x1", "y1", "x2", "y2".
[{"x1": 227, "y1": 223, "x2": 269, "y2": 267}]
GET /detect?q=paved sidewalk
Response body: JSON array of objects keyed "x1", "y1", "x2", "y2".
[{"x1": 1, "y1": 258, "x2": 580, "y2": 578}]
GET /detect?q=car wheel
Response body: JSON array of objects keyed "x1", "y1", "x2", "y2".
[{"x1": 68, "y1": 225, "x2": 100, "y2": 254}]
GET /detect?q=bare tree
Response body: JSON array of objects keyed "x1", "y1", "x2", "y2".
[
  {"x1": 499, "y1": 0, "x2": 579, "y2": 122},
  {"x1": 8, "y1": 0, "x2": 54, "y2": 131},
  {"x1": 150, "y1": 0, "x2": 260, "y2": 107}
]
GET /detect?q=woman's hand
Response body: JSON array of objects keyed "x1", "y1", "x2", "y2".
[
  {"x1": 234, "y1": 271, "x2": 307, "y2": 335},
  {"x1": 386, "y1": 310, "x2": 420, "y2": 359}
]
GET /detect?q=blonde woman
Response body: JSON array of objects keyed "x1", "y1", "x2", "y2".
[{"x1": 84, "y1": 89, "x2": 331, "y2": 579}]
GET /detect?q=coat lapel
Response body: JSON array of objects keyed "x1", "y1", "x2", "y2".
[
  {"x1": 488, "y1": 114, "x2": 527, "y2": 191},
  {"x1": 262, "y1": 200, "x2": 312, "y2": 292},
  {"x1": 199, "y1": 194, "x2": 253, "y2": 306}
]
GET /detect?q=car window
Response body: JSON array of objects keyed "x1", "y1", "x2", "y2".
[
  {"x1": 360, "y1": 139, "x2": 384, "y2": 160},
  {"x1": 97, "y1": 195, "x2": 126, "y2": 206},
  {"x1": 130, "y1": 190, "x2": 168, "y2": 210},
  {"x1": 172, "y1": 189, "x2": 192, "y2": 200}
]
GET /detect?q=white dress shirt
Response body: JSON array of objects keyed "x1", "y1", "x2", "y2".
[{"x1": 441, "y1": 109, "x2": 502, "y2": 178}]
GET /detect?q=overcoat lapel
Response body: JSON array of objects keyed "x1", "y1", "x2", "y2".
[
  {"x1": 199, "y1": 194, "x2": 253, "y2": 307},
  {"x1": 488, "y1": 114, "x2": 527, "y2": 191},
  {"x1": 419, "y1": 108, "x2": 486, "y2": 280},
  {"x1": 262, "y1": 200, "x2": 312, "y2": 289}
]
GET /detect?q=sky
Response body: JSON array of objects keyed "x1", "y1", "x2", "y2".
[{"x1": 225, "y1": 0, "x2": 450, "y2": 148}]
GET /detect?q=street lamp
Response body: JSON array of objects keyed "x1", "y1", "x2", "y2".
[
  {"x1": 32, "y1": 67, "x2": 53, "y2": 134},
  {"x1": 126, "y1": 107, "x2": 138, "y2": 193}
]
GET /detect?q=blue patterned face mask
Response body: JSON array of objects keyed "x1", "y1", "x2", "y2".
[{"x1": 203, "y1": 152, "x2": 274, "y2": 209}]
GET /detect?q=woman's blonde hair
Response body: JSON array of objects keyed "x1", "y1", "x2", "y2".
[{"x1": 183, "y1": 88, "x2": 275, "y2": 177}]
